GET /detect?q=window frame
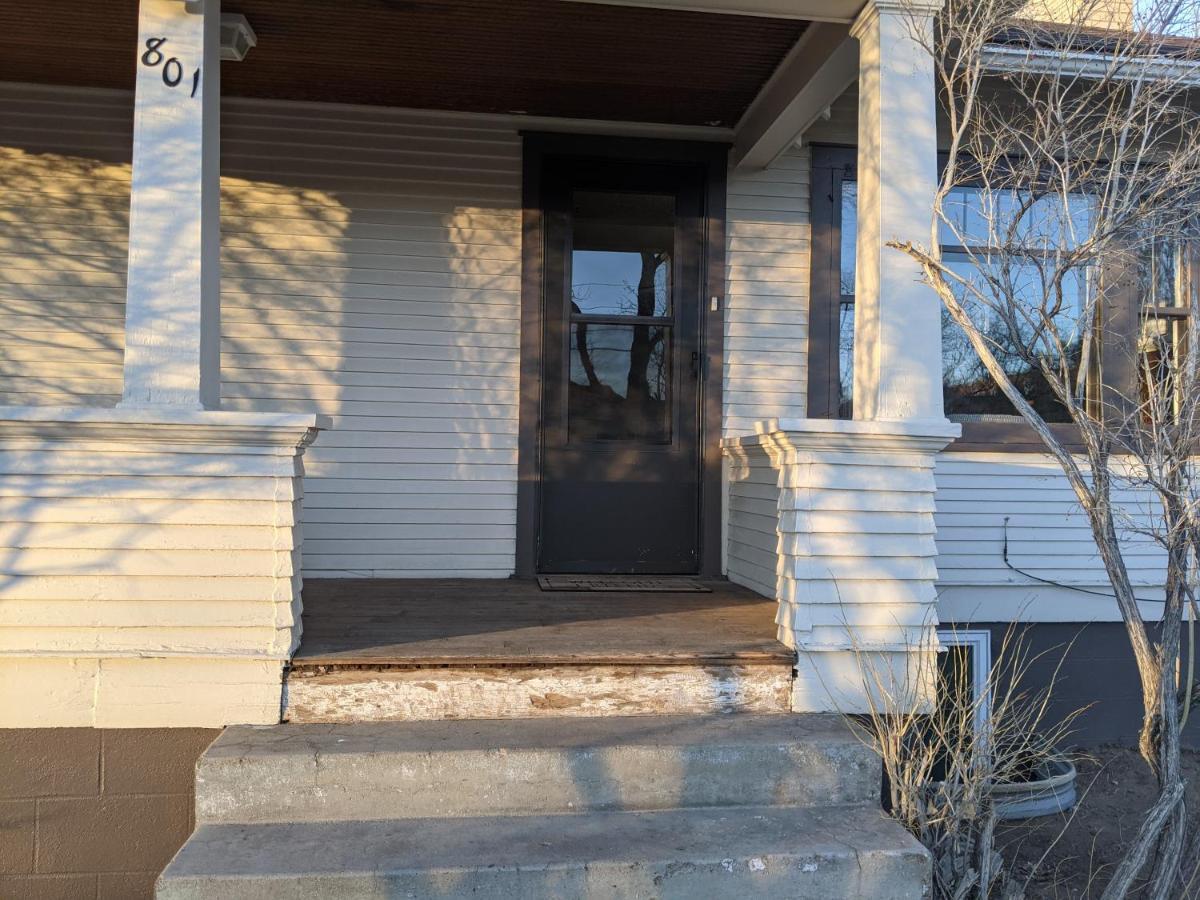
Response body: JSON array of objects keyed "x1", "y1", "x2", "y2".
[{"x1": 808, "y1": 144, "x2": 1142, "y2": 452}]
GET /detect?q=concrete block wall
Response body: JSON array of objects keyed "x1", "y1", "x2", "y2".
[{"x1": 0, "y1": 728, "x2": 218, "y2": 899}]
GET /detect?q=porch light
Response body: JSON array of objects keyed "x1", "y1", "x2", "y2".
[{"x1": 220, "y1": 14, "x2": 257, "y2": 61}]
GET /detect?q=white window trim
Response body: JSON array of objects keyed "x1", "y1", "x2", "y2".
[{"x1": 938, "y1": 628, "x2": 993, "y2": 743}]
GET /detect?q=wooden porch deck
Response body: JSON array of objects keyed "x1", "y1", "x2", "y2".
[{"x1": 292, "y1": 578, "x2": 791, "y2": 668}]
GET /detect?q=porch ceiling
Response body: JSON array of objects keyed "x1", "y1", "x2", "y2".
[{"x1": 2, "y1": 0, "x2": 809, "y2": 128}]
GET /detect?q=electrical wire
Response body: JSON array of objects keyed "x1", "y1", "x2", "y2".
[{"x1": 1000, "y1": 515, "x2": 1164, "y2": 604}]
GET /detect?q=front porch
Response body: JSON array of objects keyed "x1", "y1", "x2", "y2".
[
  {"x1": 0, "y1": 0, "x2": 956, "y2": 730},
  {"x1": 286, "y1": 578, "x2": 796, "y2": 721}
]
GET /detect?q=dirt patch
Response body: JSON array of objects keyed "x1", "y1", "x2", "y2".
[{"x1": 997, "y1": 746, "x2": 1200, "y2": 898}]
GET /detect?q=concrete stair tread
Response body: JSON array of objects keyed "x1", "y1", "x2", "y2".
[
  {"x1": 158, "y1": 804, "x2": 929, "y2": 899},
  {"x1": 207, "y1": 712, "x2": 859, "y2": 757},
  {"x1": 196, "y1": 714, "x2": 879, "y2": 824}
]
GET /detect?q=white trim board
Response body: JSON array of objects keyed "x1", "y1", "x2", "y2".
[{"x1": 937, "y1": 628, "x2": 993, "y2": 743}]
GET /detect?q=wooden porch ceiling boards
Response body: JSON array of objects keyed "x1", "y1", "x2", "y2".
[
  {"x1": 0, "y1": 1, "x2": 808, "y2": 127},
  {"x1": 292, "y1": 578, "x2": 793, "y2": 667}
]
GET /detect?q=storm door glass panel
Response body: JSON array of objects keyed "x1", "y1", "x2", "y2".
[
  {"x1": 567, "y1": 191, "x2": 675, "y2": 442},
  {"x1": 569, "y1": 322, "x2": 670, "y2": 441}
]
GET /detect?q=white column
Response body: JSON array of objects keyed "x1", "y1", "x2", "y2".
[
  {"x1": 121, "y1": 0, "x2": 221, "y2": 409},
  {"x1": 850, "y1": 0, "x2": 945, "y2": 424}
]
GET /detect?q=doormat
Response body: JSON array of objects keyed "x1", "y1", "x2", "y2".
[{"x1": 537, "y1": 576, "x2": 713, "y2": 593}]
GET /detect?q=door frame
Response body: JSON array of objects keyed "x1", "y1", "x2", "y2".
[{"x1": 516, "y1": 133, "x2": 729, "y2": 578}]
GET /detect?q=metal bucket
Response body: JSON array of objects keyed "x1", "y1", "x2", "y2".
[{"x1": 991, "y1": 756, "x2": 1078, "y2": 821}]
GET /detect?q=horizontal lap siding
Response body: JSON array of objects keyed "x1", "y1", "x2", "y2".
[
  {"x1": 934, "y1": 453, "x2": 1166, "y2": 591},
  {"x1": 218, "y1": 99, "x2": 522, "y2": 577},
  {"x1": 0, "y1": 85, "x2": 522, "y2": 578},
  {"x1": 723, "y1": 147, "x2": 809, "y2": 437},
  {"x1": 0, "y1": 84, "x2": 132, "y2": 407},
  {"x1": 725, "y1": 443, "x2": 780, "y2": 600}
]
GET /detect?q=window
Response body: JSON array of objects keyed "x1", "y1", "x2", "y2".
[
  {"x1": 566, "y1": 190, "x2": 675, "y2": 443},
  {"x1": 938, "y1": 187, "x2": 1094, "y2": 423},
  {"x1": 810, "y1": 147, "x2": 1120, "y2": 447},
  {"x1": 1138, "y1": 236, "x2": 1193, "y2": 418}
]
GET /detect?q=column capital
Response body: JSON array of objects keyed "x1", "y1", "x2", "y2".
[{"x1": 850, "y1": 0, "x2": 943, "y2": 39}]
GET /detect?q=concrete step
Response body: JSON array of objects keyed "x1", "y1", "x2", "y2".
[
  {"x1": 157, "y1": 804, "x2": 930, "y2": 900},
  {"x1": 196, "y1": 714, "x2": 878, "y2": 824}
]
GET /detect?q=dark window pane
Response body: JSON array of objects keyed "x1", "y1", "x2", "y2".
[
  {"x1": 571, "y1": 191, "x2": 673, "y2": 317},
  {"x1": 941, "y1": 253, "x2": 1088, "y2": 422},
  {"x1": 568, "y1": 322, "x2": 671, "y2": 442}
]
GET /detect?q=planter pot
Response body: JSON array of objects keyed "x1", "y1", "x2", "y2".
[{"x1": 991, "y1": 756, "x2": 1077, "y2": 821}]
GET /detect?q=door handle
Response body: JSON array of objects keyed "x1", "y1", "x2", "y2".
[{"x1": 690, "y1": 351, "x2": 700, "y2": 378}]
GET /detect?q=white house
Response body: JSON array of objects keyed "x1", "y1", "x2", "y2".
[{"x1": 0, "y1": 0, "x2": 1160, "y2": 896}]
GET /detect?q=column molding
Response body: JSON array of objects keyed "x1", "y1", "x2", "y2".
[
  {"x1": 121, "y1": 0, "x2": 222, "y2": 409},
  {"x1": 850, "y1": 0, "x2": 947, "y2": 425}
]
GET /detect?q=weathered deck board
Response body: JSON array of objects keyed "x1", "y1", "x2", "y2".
[{"x1": 292, "y1": 578, "x2": 790, "y2": 667}]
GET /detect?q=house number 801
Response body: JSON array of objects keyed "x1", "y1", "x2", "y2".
[{"x1": 141, "y1": 38, "x2": 201, "y2": 98}]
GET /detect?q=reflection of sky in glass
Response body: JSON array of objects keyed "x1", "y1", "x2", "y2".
[
  {"x1": 572, "y1": 250, "x2": 670, "y2": 316},
  {"x1": 838, "y1": 298, "x2": 854, "y2": 417},
  {"x1": 941, "y1": 252, "x2": 1088, "y2": 420},
  {"x1": 939, "y1": 187, "x2": 1092, "y2": 249},
  {"x1": 840, "y1": 181, "x2": 857, "y2": 296},
  {"x1": 838, "y1": 179, "x2": 1092, "y2": 421}
]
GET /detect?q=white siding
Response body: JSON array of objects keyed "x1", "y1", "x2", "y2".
[
  {"x1": 723, "y1": 146, "x2": 810, "y2": 436},
  {"x1": 934, "y1": 452, "x2": 1167, "y2": 622},
  {"x1": 0, "y1": 83, "x2": 132, "y2": 407},
  {"x1": 724, "y1": 442, "x2": 781, "y2": 600},
  {"x1": 0, "y1": 86, "x2": 523, "y2": 583},
  {"x1": 4, "y1": 84, "x2": 1163, "y2": 612},
  {"x1": 217, "y1": 99, "x2": 522, "y2": 577}
]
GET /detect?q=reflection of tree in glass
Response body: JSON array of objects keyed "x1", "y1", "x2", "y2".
[
  {"x1": 571, "y1": 251, "x2": 669, "y2": 316},
  {"x1": 941, "y1": 264, "x2": 1086, "y2": 421},
  {"x1": 569, "y1": 251, "x2": 670, "y2": 440},
  {"x1": 838, "y1": 299, "x2": 854, "y2": 418}
]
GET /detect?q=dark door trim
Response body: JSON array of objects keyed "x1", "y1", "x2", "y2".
[{"x1": 516, "y1": 134, "x2": 728, "y2": 578}]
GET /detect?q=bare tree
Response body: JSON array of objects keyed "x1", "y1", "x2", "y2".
[{"x1": 891, "y1": 0, "x2": 1200, "y2": 894}]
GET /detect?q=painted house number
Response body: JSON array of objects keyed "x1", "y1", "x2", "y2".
[{"x1": 142, "y1": 38, "x2": 201, "y2": 98}]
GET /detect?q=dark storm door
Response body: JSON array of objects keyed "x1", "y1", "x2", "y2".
[{"x1": 537, "y1": 160, "x2": 705, "y2": 574}]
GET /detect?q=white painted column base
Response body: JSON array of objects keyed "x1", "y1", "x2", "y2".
[
  {"x1": 725, "y1": 417, "x2": 958, "y2": 714},
  {"x1": 0, "y1": 408, "x2": 326, "y2": 727}
]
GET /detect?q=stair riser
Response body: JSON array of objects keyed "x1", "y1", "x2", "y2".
[
  {"x1": 197, "y1": 740, "x2": 879, "y2": 823},
  {"x1": 158, "y1": 850, "x2": 931, "y2": 900},
  {"x1": 284, "y1": 663, "x2": 793, "y2": 722}
]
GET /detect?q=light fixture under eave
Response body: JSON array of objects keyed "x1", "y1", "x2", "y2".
[{"x1": 221, "y1": 14, "x2": 257, "y2": 61}]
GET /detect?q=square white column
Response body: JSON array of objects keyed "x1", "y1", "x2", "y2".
[
  {"x1": 121, "y1": 0, "x2": 221, "y2": 409},
  {"x1": 850, "y1": 0, "x2": 945, "y2": 424}
]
